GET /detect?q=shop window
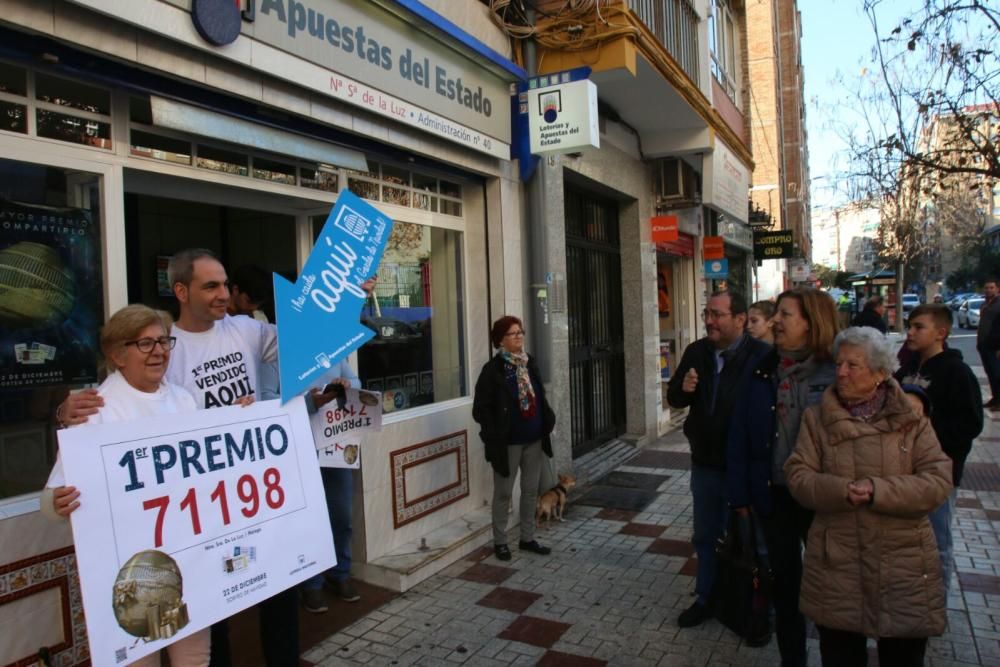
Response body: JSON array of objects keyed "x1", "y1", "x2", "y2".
[
  {"x1": 0, "y1": 62, "x2": 27, "y2": 97},
  {"x1": 348, "y1": 177, "x2": 380, "y2": 201},
  {"x1": 253, "y1": 157, "x2": 296, "y2": 185},
  {"x1": 0, "y1": 158, "x2": 104, "y2": 503},
  {"x1": 382, "y1": 185, "x2": 410, "y2": 207},
  {"x1": 36, "y1": 109, "x2": 112, "y2": 149},
  {"x1": 0, "y1": 100, "x2": 27, "y2": 134},
  {"x1": 300, "y1": 166, "x2": 338, "y2": 192},
  {"x1": 130, "y1": 130, "x2": 192, "y2": 165},
  {"x1": 312, "y1": 216, "x2": 466, "y2": 412},
  {"x1": 196, "y1": 144, "x2": 249, "y2": 176},
  {"x1": 35, "y1": 73, "x2": 111, "y2": 115},
  {"x1": 412, "y1": 172, "x2": 437, "y2": 193},
  {"x1": 381, "y1": 163, "x2": 410, "y2": 186}
]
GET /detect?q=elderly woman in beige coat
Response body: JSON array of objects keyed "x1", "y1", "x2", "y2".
[{"x1": 785, "y1": 326, "x2": 952, "y2": 667}]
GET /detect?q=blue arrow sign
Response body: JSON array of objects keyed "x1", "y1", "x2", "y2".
[{"x1": 274, "y1": 190, "x2": 394, "y2": 403}]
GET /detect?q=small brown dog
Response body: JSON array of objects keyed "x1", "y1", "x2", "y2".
[{"x1": 536, "y1": 473, "x2": 576, "y2": 527}]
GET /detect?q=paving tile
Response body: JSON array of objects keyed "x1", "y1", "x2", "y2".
[
  {"x1": 620, "y1": 522, "x2": 667, "y2": 538},
  {"x1": 595, "y1": 508, "x2": 639, "y2": 522},
  {"x1": 465, "y1": 546, "x2": 495, "y2": 563},
  {"x1": 959, "y1": 571, "x2": 1000, "y2": 595},
  {"x1": 497, "y1": 615, "x2": 572, "y2": 648},
  {"x1": 647, "y1": 538, "x2": 694, "y2": 557},
  {"x1": 958, "y1": 497, "x2": 986, "y2": 509},
  {"x1": 476, "y1": 586, "x2": 544, "y2": 614},
  {"x1": 679, "y1": 557, "x2": 699, "y2": 576},
  {"x1": 536, "y1": 649, "x2": 607, "y2": 666},
  {"x1": 458, "y1": 563, "x2": 517, "y2": 586}
]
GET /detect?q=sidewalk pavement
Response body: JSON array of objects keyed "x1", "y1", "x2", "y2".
[{"x1": 300, "y1": 364, "x2": 1000, "y2": 667}]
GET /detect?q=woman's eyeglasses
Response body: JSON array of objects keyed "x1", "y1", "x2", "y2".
[
  {"x1": 124, "y1": 336, "x2": 177, "y2": 353},
  {"x1": 504, "y1": 330, "x2": 526, "y2": 337}
]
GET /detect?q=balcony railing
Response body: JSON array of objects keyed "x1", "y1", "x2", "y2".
[{"x1": 628, "y1": 0, "x2": 700, "y2": 83}]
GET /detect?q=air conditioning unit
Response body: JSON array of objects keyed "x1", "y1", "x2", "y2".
[{"x1": 656, "y1": 158, "x2": 700, "y2": 208}]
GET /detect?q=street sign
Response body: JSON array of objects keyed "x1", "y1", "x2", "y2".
[
  {"x1": 705, "y1": 259, "x2": 729, "y2": 279},
  {"x1": 703, "y1": 236, "x2": 725, "y2": 260},
  {"x1": 651, "y1": 215, "x2": 679, "y2": 242},
  {"x1": 753, "y1": 230, "x2": 794, "y2": 260},
  {"x1": 274, "y1": 191, "x2": 394, "y2": 403}
]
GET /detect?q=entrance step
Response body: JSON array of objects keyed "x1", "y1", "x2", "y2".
[
  {"x1": 354, "y1": 506, "x2": 493, "y2": 592},
  {"x1": 572, "y1": 438, "x2": 639, "y2": 489}
]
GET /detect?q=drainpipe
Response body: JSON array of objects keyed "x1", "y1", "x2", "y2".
[{"x1": 524, "y1": 8, "x2": 553, "y2": 382}]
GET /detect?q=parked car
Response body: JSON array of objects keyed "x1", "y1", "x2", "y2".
[
  {"x1": 958, "y1": 297, "x2": 985, "y2": 328},
  {"x1": 901, "y1": 293, "x2": 921, "y2": 313},
  {"x1": 949, "y1": 292, "x2": 975, "y2": 310}
]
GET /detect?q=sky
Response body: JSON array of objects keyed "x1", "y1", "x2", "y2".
[{"x1": 799, "y1": 0, "x2": 914, "y2": 210}]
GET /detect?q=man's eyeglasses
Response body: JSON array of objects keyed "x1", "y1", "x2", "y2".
[
  {"x1": 124, "y1": 336, "x2": 177, "y2": 353},
  {"x1": 702, "y1": 309, "x2": 732, "y2": 321},
  {"x1": 504, "y1": 330, "x2": 526, "y2": 337}
]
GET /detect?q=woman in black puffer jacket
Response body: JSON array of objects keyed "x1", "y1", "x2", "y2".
[{"x1": 472, "y1": 315, "x2": 556, "y2": 561}]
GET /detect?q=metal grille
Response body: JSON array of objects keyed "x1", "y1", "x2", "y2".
[{"x1": 566, "y1": 188, "x2": 626, "y2": 456}]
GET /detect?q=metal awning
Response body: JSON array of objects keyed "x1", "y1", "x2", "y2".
[{"x1": 150, "y1": 96, "x2": 368, "y2": 171}]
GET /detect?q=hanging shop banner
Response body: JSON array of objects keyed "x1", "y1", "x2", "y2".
[
  {"x1": 274, "y1": 190, "x2": 394, "y2": 403},
  {"x1": 651, "y1": 215, "x2": 679, "y2": 243},
  {"x1": 703, "y1": 236, "x2": 725, "y2": 260},
  {"x1": 58, "y1": 397, "x2": 334, "y2": 666},
  {"x1": 753, "y1": 230, "x2": 795, "y2": 260},
  {"x1": 309, "y1": 387, "x2": 382, "y2": 469},
  {"x1": 0, "y1": 199, "x2": 103, "y2": 390},
  {"x1": 527, "y1": 76, "x2": 600, "y2": 155},
  {"x1": 705, "y1": 259, "x2": 730, "y2": 280}
]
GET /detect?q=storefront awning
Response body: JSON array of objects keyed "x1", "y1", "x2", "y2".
[{"x1": 150, "y1": 96, "x2": 369, "y2": 172}]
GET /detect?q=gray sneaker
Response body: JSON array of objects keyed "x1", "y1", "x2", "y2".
[
  {"x1": 301, "y1": 587, "x2": 328, "y2": 614},
  {"x1": 330, "y1": 578, "x2": 361, "y2": 602}
]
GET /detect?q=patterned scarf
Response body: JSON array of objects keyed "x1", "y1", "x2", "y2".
[
  {"x1": 500, "y1": 350, "x2": 537, "y2": 417},
  {"x1": 841, "y1": 382, "x2": 889, "y2": 422}
]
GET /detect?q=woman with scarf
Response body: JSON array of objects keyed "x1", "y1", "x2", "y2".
[
  {"x1": 726, "y1": 288, "x2": 839, "y2": 666},
  {"x1": 785, "y1": 327, "x2": 951, "y2": 665},
  {"x1": 473, "y1": 315, "x2": 556, "y2": 561}
]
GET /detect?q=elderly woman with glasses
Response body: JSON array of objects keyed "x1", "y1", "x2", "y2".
[
  {"x1": 473, "y1": 315, "x2": 556, "y2": 561},
  {"x1": 785, "y1": 326, "x2": 952, "y2": 666},
  {"x1": 41, "y1": 304, "x2": 210, "y2": 667}
]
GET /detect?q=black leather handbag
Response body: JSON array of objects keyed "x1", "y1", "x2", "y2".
[{"x1": 710, "y1": 512, "x2": 773, "y2": 647}]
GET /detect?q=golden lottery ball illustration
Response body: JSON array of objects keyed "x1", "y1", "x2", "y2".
[
  {"x1": 343, "y1": 444, "x2": 359, "y2": 465},
  {"x1": 113, "y1": 550, "x2": 190, "y2": 640},
  {"x1": 0, "y1": 242, "x2": 75, "y2": 327}
]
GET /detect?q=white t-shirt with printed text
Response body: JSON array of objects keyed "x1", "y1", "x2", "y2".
[{"x1": 166, "y1": 315, "x2": 278, "y2": 410}]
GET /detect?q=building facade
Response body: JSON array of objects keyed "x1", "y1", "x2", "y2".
[
  {"x1": 745, "y1": 0, "x2": 810, "y2": 297},
  {"x1": 0, "y1": 1, "x2": 533, "y2": 662}
]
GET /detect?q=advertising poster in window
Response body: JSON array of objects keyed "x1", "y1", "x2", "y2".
[
  {"x1": 657, "y1": 262, "x2": 674, "y2": 326},
  {"x1": 0, "y1": 199, "x2": 102, "y2": 389},
  {"x1": 58, "y1": 398, "x2": 335, "y2": 666}
]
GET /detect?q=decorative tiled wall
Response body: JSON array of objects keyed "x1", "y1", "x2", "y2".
[
  {"x1": 0, "y1": 546, "x2": 86, "y2": 667},
  {"x1": 391, "y1": 431, "x2": 469, "y2": 528}
]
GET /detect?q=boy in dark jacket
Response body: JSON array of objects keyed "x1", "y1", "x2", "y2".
[
  {"x1": 895, "y1": 303, "x2": 984, "y2": 594},
  {"x1": 666, "y1": 291, "x2": 770, "y2": 628}
]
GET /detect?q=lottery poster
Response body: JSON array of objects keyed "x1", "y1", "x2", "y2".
[
  {"x1": 58, "y1": 398, "x2": 334, "y2": 665},
  {"x1": 310, "y1": 387, "x2": 381, "y2": 469},
  {"x1": 0, "y1": 199, "x2": 102, "y2": 389}
]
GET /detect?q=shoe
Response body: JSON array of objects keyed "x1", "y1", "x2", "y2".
[
  {"x1": 300, "y1": 588, "x2": 328, "y2": 614},
  {"x1": 518, "y1": 540, "x2": 551, "y2": 555},
  {"x1": 330, "y1": 578, "x2": 361, "y2": 602},
  {"x1": 677, "y1": 601, "x2": 710, "y2": 628},
  {"x1": 494, "y1": 544, "x2": 512, "y2": 561}
]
